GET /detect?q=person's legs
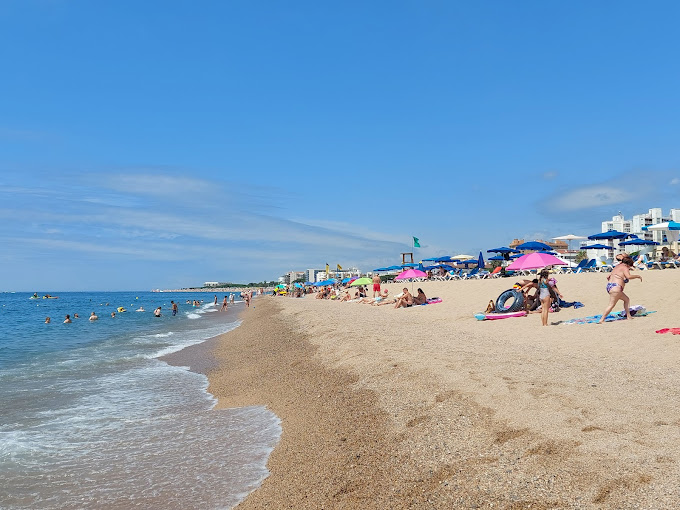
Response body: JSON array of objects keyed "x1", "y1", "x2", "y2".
[
  {"x1": 620, "y1": 291, "x2": 632, "y2": 319},
  {"x1": 540, "y1": 296, "x2": 551, "y2": 326},
  {"x1": 598, "y1": 289, "x2": 621, "y2": 324}
]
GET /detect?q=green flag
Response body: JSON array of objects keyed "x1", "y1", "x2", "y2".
[{"x1": 413, "y1": 236, "x2": 420, "y2": 248}]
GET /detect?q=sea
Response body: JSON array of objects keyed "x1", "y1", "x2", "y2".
[{"x1": 0, "y1": 291, "x2": 281, "y2": 509}]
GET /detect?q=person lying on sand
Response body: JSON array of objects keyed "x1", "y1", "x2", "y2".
[{"x1": 357, "y1": 289, "x2": 389, "y2": 304}]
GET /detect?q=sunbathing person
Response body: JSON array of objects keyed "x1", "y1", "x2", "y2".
[
  {"x1": 395, "y1": 288, "x2": 414, "y2": 308},
  {"x1": 358, "y1": 289, "x2": 389, "y2": 304},
  {"x1": 412, "y1": 288, "x2": 427, "y2": 305}
]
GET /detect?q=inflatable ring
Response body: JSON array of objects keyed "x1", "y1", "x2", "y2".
[{"x1": 494, "y1": 289, "x2": 525, "y2": 313}]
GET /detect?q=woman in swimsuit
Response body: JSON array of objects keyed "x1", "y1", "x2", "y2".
[
  {"x1": 537, "y1": 270, "x2": 552, "y2": 326},
  {"x1": 598, "y1": 255, "x2": 642, "y2": 324}
]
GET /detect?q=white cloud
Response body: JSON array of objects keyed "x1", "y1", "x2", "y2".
[
  {"x1": 542, "y1": 171, "x2": 558, "y2": 180},
  {"x1": 551, "y1": 185, "x2": 637, "y2": 212},
  {"x1": 670, "y1": 178, "x2": 680, "y2": 185}
]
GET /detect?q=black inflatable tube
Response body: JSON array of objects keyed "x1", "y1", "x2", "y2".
[{"x1": 495, "y1": 289, "x2": 525, "y2": 313}]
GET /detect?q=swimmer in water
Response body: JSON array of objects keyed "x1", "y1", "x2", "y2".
[
  {"x1": 63, "y1": 314, "x2": 72, "y2": 324},
  {"x1": 45, "y1": 317, "x2": 51, "y2": 324},
  {"x1": 89, "y1": 312, "x2": 98, "y2": 321},
  {"x1": 136, "y1": 306, "x2": 145, "y2": 312},
  {"x1": 111, "y1": 312, "x2": 116, "y2": 318}
]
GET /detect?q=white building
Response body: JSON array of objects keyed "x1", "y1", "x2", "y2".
[
  {"x1": 203, "y1": 281, "x2": 220, "y2": 287},
  {"x1": 599, "y1": 208, "x2": 680, "y2": 257}
]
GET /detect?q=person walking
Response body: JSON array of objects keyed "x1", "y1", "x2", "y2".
[
  {"x1": 220, "y1": 296, "x2": 228, "y2": 311},
  {"x1": 598, "y1": 255, "x2": 642, "y2": 324},
  {"x1": 171, "y1": 301, "x2": 178, "y2": 316}
]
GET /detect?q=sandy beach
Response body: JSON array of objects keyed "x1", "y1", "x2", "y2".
[{"x1": 208, "y1": 269, "x2": 680, "y2": 508}]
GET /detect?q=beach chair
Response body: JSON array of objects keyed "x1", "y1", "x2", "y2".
[
  {"x1": 563, "y1": 259, "x2": 589, "y2": 274},
  {"x1": 488, "y1": 266, "x2": 503, "y2": 278},
  {"x1": 461, "y1": 267, "x2": 481, "y2": 279}
]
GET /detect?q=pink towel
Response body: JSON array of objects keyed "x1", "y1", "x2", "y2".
[{"x1": 656, "y1": 328, "x2": 680, "y2": 335}]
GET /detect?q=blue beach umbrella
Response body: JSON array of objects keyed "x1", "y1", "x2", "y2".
[
  {"x1": 514, "y1": 241, "x2": 553, "y2": 251},
  {"x1": 341, "y1": 277, "x2": 357, "y2": 283},
  {"x1": 435, "y1": 264, "x2": 455, "y2": 270},
  {"x1": 509, "y1": 253, "x2": 523, "y2": 259},
  {"x1": 457, "y1": 259, "x2": 478, "y2": 268},
  {"x1": 580, "y1": 244, "x2": 614, "y2": 250},
  {"x1": 294, "y1": 283, "x2": 304, "y2": 288},
  {"x1": 385, "y1": 265, "x2": 404, "y2": 271},
  {"x1": 618, "y1": 239, "x2": 660, "y2": 246},
  {"x1": 587, "y1": 230, "x2": 630, "y2": 240},
  {"x1": 433, "y1": 256, "x2": 456, "y2": 263},
  {"x1": 488, "y1": 255, "x2": 505, "y2": 261},
  {"x1": 422, "y1": 256, "x2": 445, "y2": 261},
  {"x1": 401, "y1": 262, "x2": 420, "y2": 268},
  {"x1": 477, "y1": 251, "x2": 484, "y2": 269},
  {"x1": 486, "y1": 247, "x2": 519, "y2": 254},
  {"x1": 373, "y1": 267, "x2": 390, "y2": 271}
]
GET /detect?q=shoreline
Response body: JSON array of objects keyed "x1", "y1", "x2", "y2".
[{"x1": 207, "y1": 272, "x2": 680, "y2": 508}]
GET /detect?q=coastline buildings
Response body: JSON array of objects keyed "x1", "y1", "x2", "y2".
[{"x1": 602, "y1": 208, "x2": 680, "y2": 244}]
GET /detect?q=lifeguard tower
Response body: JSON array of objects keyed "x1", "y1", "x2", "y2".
[{"x1": 401, "y1": 252, "x2": 413, "y2": 265}]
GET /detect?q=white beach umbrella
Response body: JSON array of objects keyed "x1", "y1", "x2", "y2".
[{"x1": 553, "y1": 234, "x2": 586, "y2": 251}]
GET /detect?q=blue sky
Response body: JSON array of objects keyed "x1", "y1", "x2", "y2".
[{"x1": 2, "y1": 1, "x2": 680, "y2": 290}]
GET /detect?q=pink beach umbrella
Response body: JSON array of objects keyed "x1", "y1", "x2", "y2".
[
  {"x1": 505, "y1": 252, "x2": 567, "y2": 271},
  {"x1": 395, "y1": 269, "x2": 427, "y2": 280}
]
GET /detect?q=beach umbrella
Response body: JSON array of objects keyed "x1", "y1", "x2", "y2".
[
  {"x1": 642, "y1": 221, "x2": 680, "y2": 243},
  {"x1": 384, "y1": 265, "x2": 403, "y2": 271},
  {"x1": 314, "y1": 279, "x2": 336, "y2": 287},
  {"x1": 486, "y1": 247, "x2": 519, "y2": 254},
  {"x1": 451, "y1": 254, "x2": 474, "y2": 260},
  {"x1": 505, "y1": 252, "x2": 568, "y2": 271},
  {"x1": 553, "y1": 234, "x2": 586, "y2": 251},
  {"x1": 432, "y1": 256, "x2": 456, "y2": 263},
  {"x1": 341, "y1": 277, "x2": 357, "y2": 283},
  {"x1": 587, "y1": 230, "x2": 630, "y2": 240},
  {"x1": 509, "y1": 253, "x2": 523, "y2": 259},
  {"x1": 579, "y1": 244, "x2": 614, "y2": 250},
  {"x1": 395, "y1": 269, "x2": 427, "y2": 280},
  {"x1": 275, "y1": 284, "x2": 287, "y2": 289},
  {"x1": 294, "y1": 283, "x2": 304, "y2": 288},
  {"x1": 618, "y1": 239, "x2": 660, "y2": 246},
  {"x1": 435, "y1": 264, "x2": 455, "y2": 270},
  {"x1": 476, "y1": 251, "x2": 484, "y2": 269},
  {"x1": 350, "y1": 277, "x2": 373, "y2": 286},
  {"x1": 401, "y1": 262, "x2": 420, "y2": 268},
  {"x1": 373, "y1": 267, "x2": 390, "y2": 271},
  {"x1": 422, "y1": 256, "x2": 446, "y2": 261},
  {"x1": 456, "y1": 259, "x2": 478, "y2": 268},
  {"x1": 514, "y1": 241, "x2": 553, "y2": 251},
  {"x1": 538, "y1": 250, "x2": 558, "y2": 255},
  {"x1": 488, "y1": 255, "x2": 505, "y2": 261}
]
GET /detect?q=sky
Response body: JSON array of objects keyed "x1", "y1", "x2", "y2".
[{"x1": 2, "y1": 1, "x2": 680, "y2": 290}]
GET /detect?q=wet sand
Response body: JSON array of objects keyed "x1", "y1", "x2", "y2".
[{"x1": 208, "y1": 270, "x2": 680, "y2": 508}]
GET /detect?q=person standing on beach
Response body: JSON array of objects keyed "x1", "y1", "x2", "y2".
[
  {"x1": 598, "y1": 255, "x2": 642, "y2": 324},
  {"x1": 171, "y1": 301, "x2": 178, "y2": 316},
  {"x1": 537, "y1": 270, "x2": 552, "y2": 326},
  {"x1": 245, "y1": 291, "x2": 251, "y2": 308},
  {"x1": 214, "y1": 295, "x2": 217, "y2": 305},
  {"x1": 221, "y1": 296, "x2": 228, "y2": 311},
  {"x1": 372, "y1": 274, "x2": 381, "y2": 298}
]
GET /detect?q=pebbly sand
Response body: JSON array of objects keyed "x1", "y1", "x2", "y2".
[{"x1": 208, "y1": 269, "x2": 680, "y2": 508}]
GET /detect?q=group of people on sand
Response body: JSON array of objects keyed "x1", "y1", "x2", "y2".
[{"x1": 511, "y1": 253, "x2": 642, "y2": 326}]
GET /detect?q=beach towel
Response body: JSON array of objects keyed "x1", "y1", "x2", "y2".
[
  {"x1": 421, "y1": 297, "x2": 442, "y2": 305},
  {"x1": 656, "y1": 328, "x2": 680, "y2": 335},
  {"x1": 557, "y1": 298, "x2": 585, "y2": 309},
  {"x1": 561, "y1": 309, "x2": 655, "y2": 325}
]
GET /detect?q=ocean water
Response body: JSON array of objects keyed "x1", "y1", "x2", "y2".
[{"x1": 0, "y1": 291, "x2": 280, "y2": 509}]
